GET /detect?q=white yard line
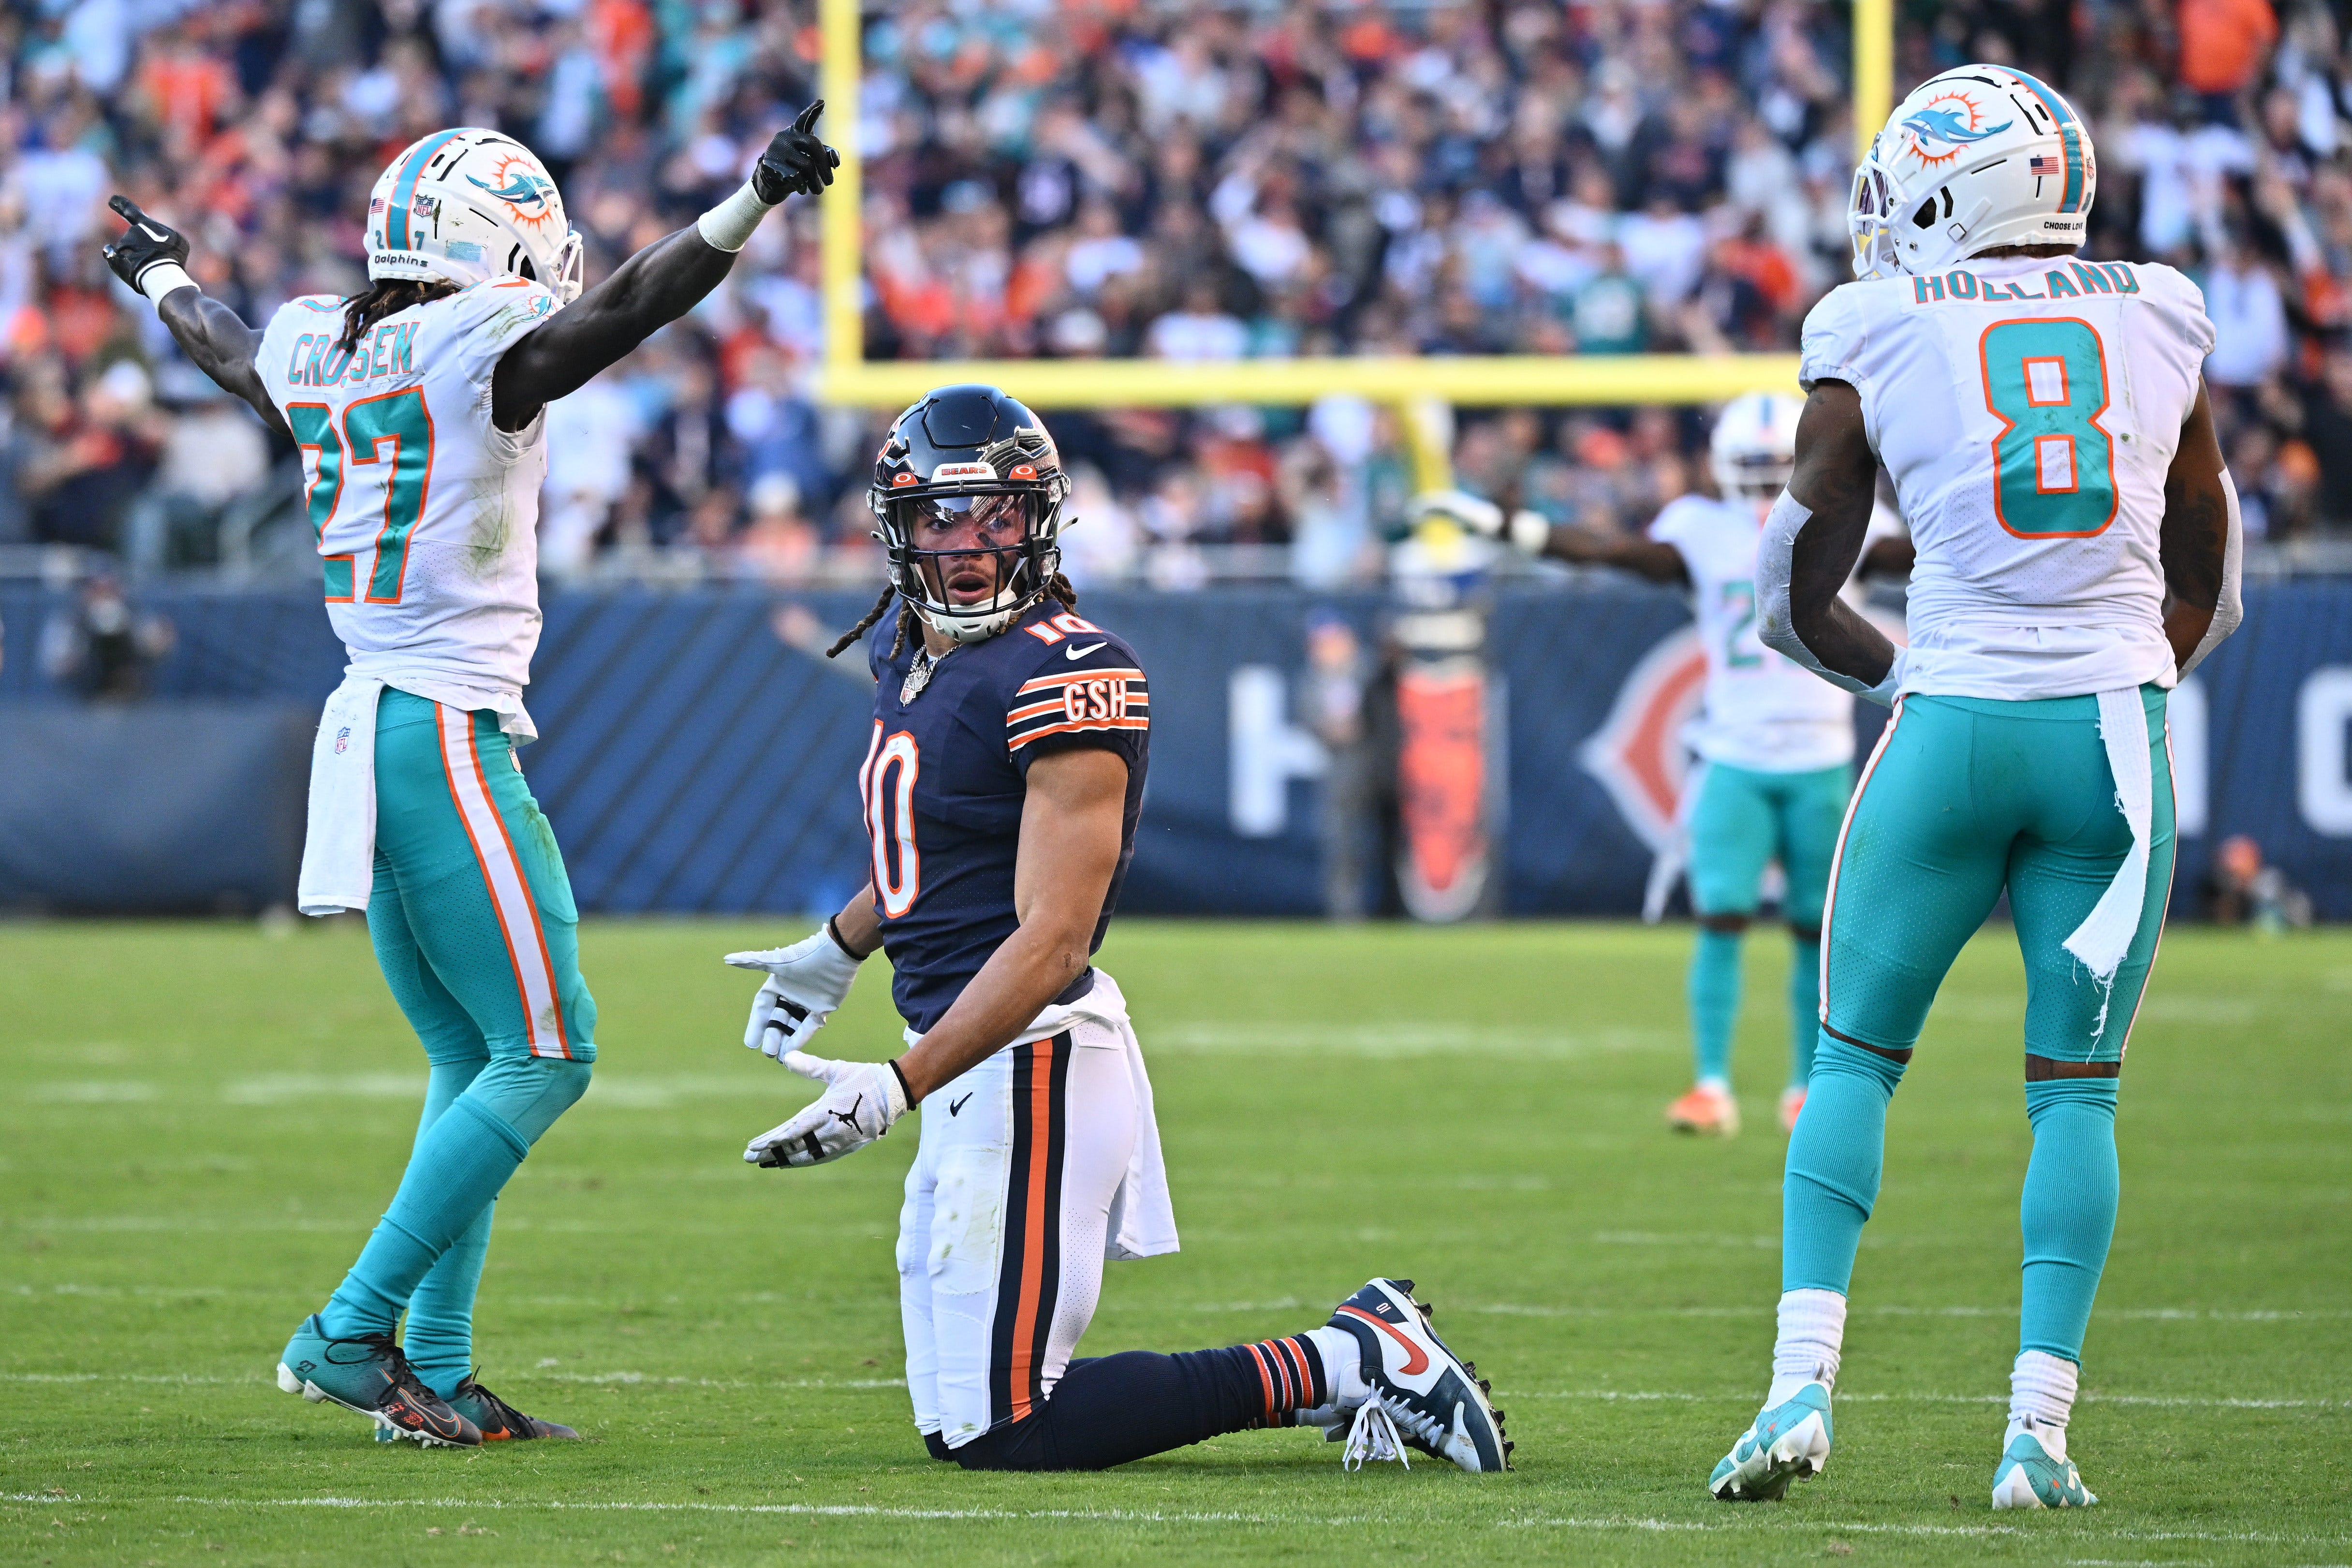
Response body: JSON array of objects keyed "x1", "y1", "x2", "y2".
[
  {"x1": 4, "y1": 1495, "x2": 2344, "y2": 1546},
  {"x1": 4, "y1": 1370, "x2": 2340, "y2": 1408},
  {"x1": 1498, "y1": 1390, "x2": 2352, "y2": 1409}
]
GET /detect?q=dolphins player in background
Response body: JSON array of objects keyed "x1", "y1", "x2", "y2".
[
  {"x1": 1704, "y1": 67, "x2": 2238, "y2": 1509},
  {"x1": 721, "y1": 384, "x2": 1510, "y2": 1475},
  {"x1": 1413, "y1": 396, "x2": 1912, "y2": 1138},
  {"x1": 103, "y1": 108, "x2": 838, "y2": 1448}
]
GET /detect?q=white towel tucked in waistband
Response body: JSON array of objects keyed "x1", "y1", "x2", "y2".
[
  {"x1": 295, "y1": 674, "x2": 385, "y2": 916},
  {"x1": 904, "y1": 969, "x2": 1180, "y2": 1261},
  {"x1": 2062, "y1": 688, "x2": 2155, "y2": 1028}
]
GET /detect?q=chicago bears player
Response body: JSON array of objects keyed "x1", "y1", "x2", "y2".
[
  {"x1": 722, "y1": 384, "x2": 1509, "y2": 1473},
  {"x1": 102, "y1": 109, "x2": 838, "y2": 1447},
  {"x1": 1417, "y1": 395, "x2": 1910, "y2": 1138},
  {"x1": 1705, "y1": 68, "x2": 2238, "y2": 1509}
]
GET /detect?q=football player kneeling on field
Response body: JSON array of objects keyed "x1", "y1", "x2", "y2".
[{"x1": 724, "y1": 384, "x2": 1510, "y2": 1473}]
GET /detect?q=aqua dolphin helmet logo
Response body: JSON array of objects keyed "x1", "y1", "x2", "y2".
[
  {"x1": 1899, "y1": 89, "x2": 2014, "y2": 168},
  {"x1": 467, "y1": 170, "x2": 553, "y2": 209}
]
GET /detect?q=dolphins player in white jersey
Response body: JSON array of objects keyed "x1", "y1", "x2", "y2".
[
  {"x1": 1698, "y1": 67, "x2": 2238, "y2": 1510},
  {"x1": 1413, "y1": 397, "x2": 1910, "y2": 1139},
  {"x1": 102, "y1": 110, "x2": 838, "y2": 1447}
]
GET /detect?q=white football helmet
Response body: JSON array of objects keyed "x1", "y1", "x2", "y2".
[
  {"x1": 365, "y1": 129, "x2": 585, "y2": 302},
  {"x1": 1710, "y1": 391, "x2": 1804, "y2": 501},
  {"x1": 1849, "y1": 66, "x2": 2096, "y2": 280}
]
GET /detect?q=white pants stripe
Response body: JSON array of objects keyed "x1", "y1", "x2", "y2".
[{"x1": 433, "y1": 703, "x2": 570, "y2": 1059}]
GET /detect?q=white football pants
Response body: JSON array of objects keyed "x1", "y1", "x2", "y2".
[{"x1": 897, "y1": 1015, "x2": 1138, "y2": 1448}]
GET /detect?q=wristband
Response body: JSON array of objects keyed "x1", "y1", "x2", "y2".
[
  {"x1": 887, "y1": 1058, "x2": 915, "y2": 1106},
  {"x1": 824, "y1": 915, "x2": 869, "y2": 963},
  {"x1": 696, "y1": 178, "x2": 777, "y2": 254},
  {"x1": 138, "y1": 263, "x2": 198, "y2": 305}
]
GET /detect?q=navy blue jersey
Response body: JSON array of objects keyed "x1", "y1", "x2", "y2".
[{"x1": 862, "y1": 600, "x2": 1150, "y2": 1032}]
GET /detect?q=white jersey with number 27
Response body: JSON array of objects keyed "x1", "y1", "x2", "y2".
[
  {"x1": 258, "y1": 278, "x2": 560, "y2": 734},
  {"x1": 1799, "y1": 251, "x2": 2213, "y2": 701},
  {"x1": 1649, "y1": 494, "x2": 1868, "y2": 773}
]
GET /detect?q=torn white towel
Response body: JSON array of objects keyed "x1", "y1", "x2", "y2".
[
  {"x1": 295, "y1": 674, "x2": 384, "y2": 916},
  {"x1": 2062, "y1": 687, "x2": 2155, "y2": 986}
]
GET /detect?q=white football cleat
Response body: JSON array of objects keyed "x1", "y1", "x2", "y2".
[
  {"x1": 1710, "y1": 1381, "x2": 1832, "y2": 1500},
  {"x1": 1991, "y1": 1426, "x2": 2098, "y2": 1509},
  {"x1": 1324, "y1": 1277, "x2": 1512, "y2": 1472}
]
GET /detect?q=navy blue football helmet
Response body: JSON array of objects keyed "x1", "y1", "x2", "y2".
[{"x1": 869, "y1": 384, "x2": 1072, "y2": 644}]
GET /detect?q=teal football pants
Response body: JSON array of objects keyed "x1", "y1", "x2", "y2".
[
  {"x1": 1784, "y1": 687, "x2": 2173, "y2": 1366},
  {"x1": 1684, "y1": 762, "x2": 1849, "y2": 1090},
  {"x1": 1686, "y1": 761, "x2": 1849, "y2": 926},
  {"x1": 316, "y1": 690, "x2": 595, "y2": 1392}
]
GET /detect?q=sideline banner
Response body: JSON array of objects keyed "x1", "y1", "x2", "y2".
[{"x1": 1, "y1": 583, "x2": 2345, "y2": 917}]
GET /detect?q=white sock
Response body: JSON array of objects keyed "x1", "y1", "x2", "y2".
[
  {"x1": 1765, "y1": 1288, "x2": 1847, "y2": 1407},
  {"x1": 1305, "y1": 1324, "x2": 1366, "y2": 1406},
  {"x1": 2005, "y1": 1350, "x2": 2078, "y2": 1460}
]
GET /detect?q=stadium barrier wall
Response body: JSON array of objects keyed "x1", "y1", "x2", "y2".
[{"x1": 1, "y1": 584, "x2": 2347, "y2": 919}]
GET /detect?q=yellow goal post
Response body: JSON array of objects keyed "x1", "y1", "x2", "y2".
[{"x1": 813, "y1": 0, "x2": 1894, "y2": 492}]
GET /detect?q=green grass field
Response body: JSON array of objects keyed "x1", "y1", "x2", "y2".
[{"x1": 3, "y1": 919, "x2": 2348, "y2": 1566}]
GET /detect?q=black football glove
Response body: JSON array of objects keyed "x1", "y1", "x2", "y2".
[
  {"x1": 101, "y1": 195, "x2": 193, "y2": 296},
  {"x1": 750, "y1": 101, "x2": 840, "y2": 204}
]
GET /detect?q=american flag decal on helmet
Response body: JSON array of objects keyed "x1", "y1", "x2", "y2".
[{"x1": 2029, "y1": 154, "x2": 2059, "y2": 176}]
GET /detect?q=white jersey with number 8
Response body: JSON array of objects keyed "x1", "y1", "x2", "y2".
[
  {"x1": 1798, "y1": 251, "x2": 2213, "y2": 701},
  {"x1": 258, "y1": 278, "x2": 561, "y2": 732}
]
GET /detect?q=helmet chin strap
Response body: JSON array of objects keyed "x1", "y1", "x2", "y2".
[{"x1": 916, "y1": 592, "x2": 1037, "y2": 645}]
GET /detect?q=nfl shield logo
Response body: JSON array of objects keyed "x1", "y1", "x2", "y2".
[{"x1": 334, "y1": 726, "x2": 351, "y2": 755}]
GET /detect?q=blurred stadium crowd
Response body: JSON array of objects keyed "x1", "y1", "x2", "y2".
[{"x1": 0, "y1": 0, "x2": 2347, "y2": 589}]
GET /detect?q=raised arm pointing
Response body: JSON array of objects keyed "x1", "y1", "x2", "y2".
[{"x1": 488, "y1": 102, "x2": 838, "y2": 430}]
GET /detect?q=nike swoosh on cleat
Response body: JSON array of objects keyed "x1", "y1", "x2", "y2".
[
  {"x1": 1336, "y1": 1305, "x2": 1430, "y2": 1376},
  {"x1": 1065, "y1": 642, "x2": 1107, "y2": 660}
]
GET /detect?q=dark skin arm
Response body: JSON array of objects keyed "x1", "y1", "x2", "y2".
[
  {"x1": 1779, "y1": 379, "x2": 1896, "y2": 688},
  {"x1": 157, "y1": 290, "x2": 289, "y2": 440},
  {"x1": 136, "y1": 225, "x2": 739, "y2": 442},
  {"x1": 114, "y1": 107, "x2": 836, "y2": 437},
  {"x1": 1534, "y1": 522, "x2": 1690, "y2": 586},
  {"x1": 487, "y1": 224, "x2": 737, "y2": 430},
  {"x1": 492, "y1": 102, "x2": 837, "y2": 430},
  {"x1": 2158, "y1": 381, "x2": 2229, "y2": 669},
  {"x1": 1858, "y1": 533, "x2": 1914, "y2": 580},
  {"x1": 823, "y1": 747, "x2": 1129, "y2": 1104}
]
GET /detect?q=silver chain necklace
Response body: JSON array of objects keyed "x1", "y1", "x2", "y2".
[{"x1": 901, "y1": 644, "x2": 950, "y2": 704}]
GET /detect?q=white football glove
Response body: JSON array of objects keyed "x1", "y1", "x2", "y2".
[
  {"x1": 744, "y1": 1053, "x2": 910, "y2": 1168},
  {"x1": 724, "y1": 924, "x2": 864, "y2": 1063},
  {"x1": 1408, "y1": 488, "x2": 1552, "y2": 554}
]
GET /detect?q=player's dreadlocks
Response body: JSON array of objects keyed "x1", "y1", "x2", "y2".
[
  {"x1": 335, "y1": 278, "x2": 460, "y2": 355},
  {"x1": 825, "y1": 573, "x2": 1081, "y2": 661}
]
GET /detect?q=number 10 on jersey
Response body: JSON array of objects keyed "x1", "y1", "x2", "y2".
[{"x1": 1979, "y1": 317, "x2": 2117, "y2": 539}]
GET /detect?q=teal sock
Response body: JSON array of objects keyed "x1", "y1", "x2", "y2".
[
  {"x1": 1781, "y1": 1038, "x2": 1907, "y2": 1294},
  {"x1": 404, "y1": 1202, "x2": 494, "y2": 1399},
  {"x1": 2019, "y1": 1079, "x2": 2119, "y2": 1363},
  {"x1": 1787, "y1": 938, "x2": 1821, "y2": 1088},
  {"x1": 1688, "y1": 928, "x2": 1743, "y2": 1086},
  {"x1": 394, "y1": 1057, "x2": 494, "y2": 1399},
  {"x1": 320, "y1": 1057, "x2": 590, "y2": 1341}
]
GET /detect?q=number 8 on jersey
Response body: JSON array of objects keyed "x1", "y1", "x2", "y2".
[{"x1": 1980, "y1": 318, "x2": 2116, "y2": 539}]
